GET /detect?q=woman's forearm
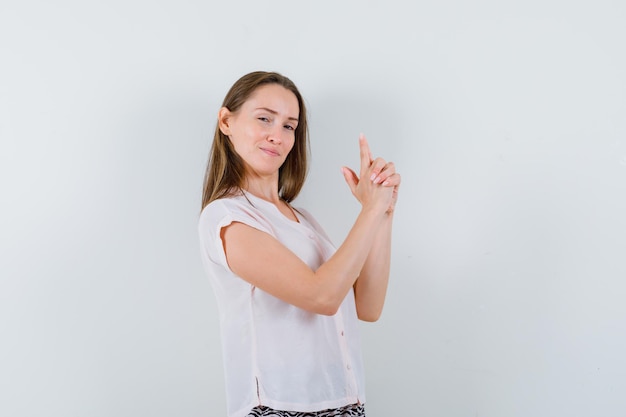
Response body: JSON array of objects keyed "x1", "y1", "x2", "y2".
[
  {"x1": 352, "y1": 212, "x2": 394, "y2": 321},
  {"x1": 313, "y1": 205, "x2": 389, "y2": 314}
]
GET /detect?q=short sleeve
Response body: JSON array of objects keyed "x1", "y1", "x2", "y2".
[{"x1": 198, "y1": 198, "x2": 274, "y2": 271}]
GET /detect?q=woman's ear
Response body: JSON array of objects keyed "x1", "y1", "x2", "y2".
[{"x1": 218, "y1": 107, "x2": 233, "y2": 135}]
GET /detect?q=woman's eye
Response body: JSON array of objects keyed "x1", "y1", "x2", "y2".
[
  {"x1": 284, "y1": 125, "x2": 295, "y2": 131},
  {"x1": 258, "y1": 117, "x2": 269, "y2": 122}
]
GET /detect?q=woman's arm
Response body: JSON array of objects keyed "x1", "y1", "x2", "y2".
[
  {"x1": 221, "y1": 136, "x2": 394, "y2": 316},
  {"x1": 341, "y1": 135, "x2": 401, "y2": 322},
  {"x1": 353, "y1": 213, "x2": 393, "y2": 321}
]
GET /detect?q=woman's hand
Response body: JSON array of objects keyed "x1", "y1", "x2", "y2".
[{"x1": 342, "y1": 134, "x2": 401, "y2": 214}]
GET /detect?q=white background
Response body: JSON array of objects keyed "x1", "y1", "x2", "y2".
[{"x1": 1, "y1": 1, "x2": 625, "y2": 416}]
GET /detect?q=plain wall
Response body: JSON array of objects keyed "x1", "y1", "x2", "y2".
[{"x1": 1, "y1": 1, "x2": 625, "y2": 416}]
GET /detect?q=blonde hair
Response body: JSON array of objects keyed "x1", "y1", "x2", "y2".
[{"x1": 201, "y1": 71, "x2": 309, "y2": 210}]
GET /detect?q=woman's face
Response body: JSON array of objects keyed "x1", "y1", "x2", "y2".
[{"x1": 220, "y1": 83, "x2": 299, "y2": 179}]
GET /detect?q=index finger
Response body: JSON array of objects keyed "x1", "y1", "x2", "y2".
[{"x1": 359, "y1": 133, "x2": 373, "y2": 176}]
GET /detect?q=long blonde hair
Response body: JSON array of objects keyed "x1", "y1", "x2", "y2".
[{"x1": 201, "y1": 71, "x2": 309, "y2": 211}]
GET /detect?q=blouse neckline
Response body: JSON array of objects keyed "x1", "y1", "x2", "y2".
[{"x1": 241, "y1": 190, "x2": 301, "y2": 224}]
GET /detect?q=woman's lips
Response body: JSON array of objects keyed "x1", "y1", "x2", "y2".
[{"x1": 260, "y1": 147, "x2": 279, "y2": 157}]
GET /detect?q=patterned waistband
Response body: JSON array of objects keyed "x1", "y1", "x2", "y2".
[{"x1": 246, "y1": 403, "x2": 365, "y2": 417}]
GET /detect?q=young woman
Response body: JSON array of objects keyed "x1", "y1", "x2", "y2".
[{"x1": 198, "y1": 71, "x2": 400, "y2": 417}]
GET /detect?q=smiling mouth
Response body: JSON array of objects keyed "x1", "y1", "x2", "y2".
[{"x1": 260, "y1": 147, "x2": 280, "y2": 157}]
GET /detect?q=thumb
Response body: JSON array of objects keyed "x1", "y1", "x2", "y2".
[{"x1": 341, "y1": 166, "x2": 359, "y2": 194}]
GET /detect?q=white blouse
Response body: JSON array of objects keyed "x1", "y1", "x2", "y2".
[{"x1": 198, "y1": 192, "x2": 366, "y2": 417}]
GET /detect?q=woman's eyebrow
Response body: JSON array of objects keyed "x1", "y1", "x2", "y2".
[{"x1": 256, "y1": 107, "x2": 299, "y2": 122}]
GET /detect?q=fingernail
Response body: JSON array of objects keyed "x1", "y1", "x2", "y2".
[
  {"x1": 382, "y1": 180, "x2": 390, "y2": 186},
  {"x1": 370, "y1": 174, "x2": 377, "y2": 181}
]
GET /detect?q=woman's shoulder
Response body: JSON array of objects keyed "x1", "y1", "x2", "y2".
[
  {"x1": 200, "y1": 192, "x2": 271, "y2": 225},
  {"x1": 200, "y1": 193, "x2": 247, "y2": 218},
  {"x1": 199, "y1": 192, "x2": 274, "y2": 238}
]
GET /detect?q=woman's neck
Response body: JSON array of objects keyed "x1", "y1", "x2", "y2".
[
  {"x1": 242, "y1": 177, "x2": 299, "y2": 223},
  {"x1": 243, "y1": 178, "x2": 281, "y2": 204}
]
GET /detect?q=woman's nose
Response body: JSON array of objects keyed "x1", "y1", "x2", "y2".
[{"x1": 267, "y1": 127, "x2": 284, "y2": 143}]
